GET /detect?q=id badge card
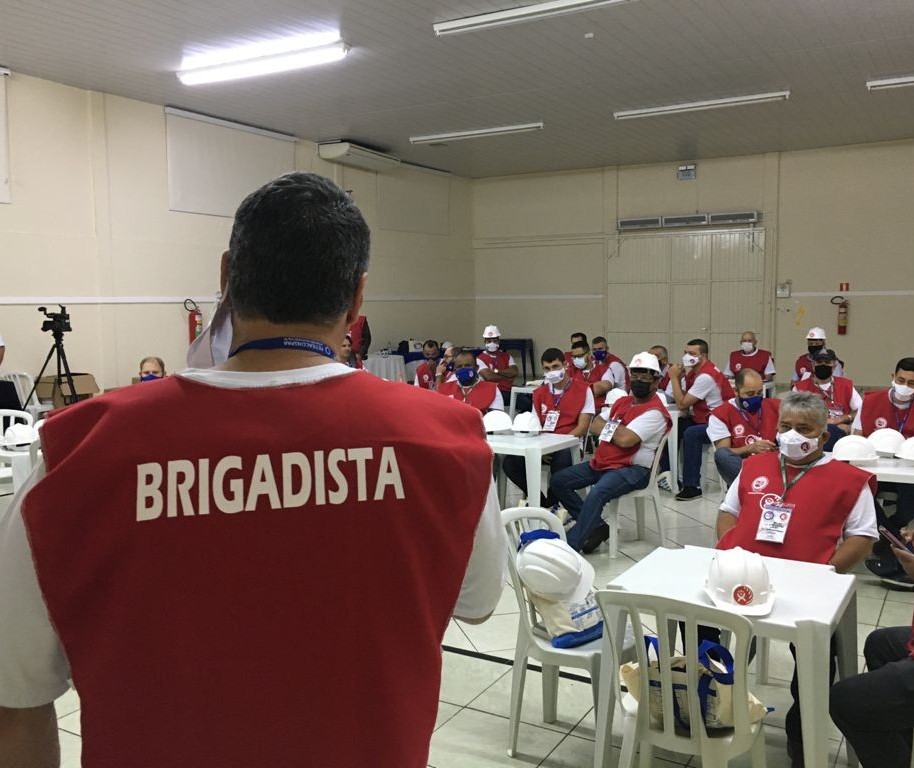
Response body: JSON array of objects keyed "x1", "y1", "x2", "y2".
[
  {"x1": 756, "y1": 499, "x2": 795, "y2": 544},
  {"x1": 599, "y1": 419, "x2": 620, "y2": 443},
  {"x1": 828, "y1": 408, "x2": 843, "y2": 419},
  {"x1": 542, "y1": 410, "x2": 560, "y2": 432}
]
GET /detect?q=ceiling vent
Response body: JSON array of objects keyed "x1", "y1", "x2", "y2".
[
  {"x1": 662, "y1": 214, "x2": 709, "y2": 228},
  {"x1": 318, "y1": 141, "x2": 401, "y2": 172},
  {"x1": 708, "y1": 211, "x2": 761, "y2": 225},
  {"x1": 618, "y1": 216, "x2": 662, "y2": 231}
]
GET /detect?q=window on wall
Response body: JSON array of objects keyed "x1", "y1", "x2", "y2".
[
  {"x1": 0, "y1": 69, "x2": 10, "y2": 204},
  {"x1": 164, "y1": 107, "x2": 295, "y2": 218}
]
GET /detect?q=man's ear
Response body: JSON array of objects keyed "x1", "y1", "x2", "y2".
[
  {"x1": 219, "y1": 251, "x2": 230, "y2": 293},
  {"x1": 345, "y1": 273, "x2": 368, "y2": 328}
]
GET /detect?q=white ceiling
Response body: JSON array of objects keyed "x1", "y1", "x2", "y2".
[{"x1": 2, "y1": 0, "x2": 914, "y2": 177}]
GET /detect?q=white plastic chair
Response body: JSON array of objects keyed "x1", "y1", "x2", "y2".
[
  {"x1": 501, "y1": 507, "x2": 615, "y2": 758},
  {"x1": 0, "y1": 409, "x2": 34, "y2": 431},
  {"x1": 0, "y1": 372, "x2": 52, "y2": 419},
  {"x1": 592, "y1": 589, "x2": 766, "y2": 768},
  {"x1": 598, "y1": 432, "x2": 670, "y2": 558}
]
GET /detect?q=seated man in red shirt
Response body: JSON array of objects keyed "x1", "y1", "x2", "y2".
[
  {"x1": 477, "y1": 325, "x2": 518, "y2": 406},
  {"x1": 707, "y1": 368, "x2": 780, "y2": 488},
  {"x1": 716, "y1": 391, "x2": 877, "y2": 763},
  {"x1": 550, "y1": 352, "x2": 671, "y2": 554},
  {"x1": 438, "y1": 349, "x2": 504, "y2": 414},
  {"x1": 569, "y1": 339, "x2": 614, "y2": 409},
  {"x1": 413, "y1": 340, "x2": 440, "y2": 390},
  {"x1": 503, "y1": 347, "x2": 594, "y2": 507},
  {"x1": 591, "y1": 336, "x2": 630, "y2": 392},
  {"x1": 792, "y1": 347, "x2": 861, "y2": 451},
  {"x1": 723, "y1": 330, "x2": 775, "y2": 381},
  {"x1": 791, "y1": 326, "x2": 845, "y2": 383}
]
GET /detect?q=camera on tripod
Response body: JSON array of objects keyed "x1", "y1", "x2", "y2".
[{"x1": 38, "y1": 305, "x2": 72, "y2": 335}]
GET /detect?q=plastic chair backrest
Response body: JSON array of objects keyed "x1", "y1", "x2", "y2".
[
  {"x1": 501, "y1": 507, "x2": 566, "y2": 639},
  {"x1": 594, "y1": 589, "x2": 758, "y2": 755},
  {"x1": 0, "y1": 409, "x2": 34, "y2": 432},
  {"x1": 645, "y1": 430, "x2": 670, "y2": 487},
  {"x1": 0, "y1": 372, "x2": 37, "y2": 408}
]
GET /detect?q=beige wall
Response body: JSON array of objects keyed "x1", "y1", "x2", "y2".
[
  {"x1": 472, "y1": 145, "x2": 914, "y2": 388},
  {"x1": 0, "y1": 73, "x2": 473, "y2": 390}
]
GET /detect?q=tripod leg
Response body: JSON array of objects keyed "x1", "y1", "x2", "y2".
[
  {"x1": 56, "y1": 339, "x2": 78, "y2": 406},
  {"x1": 24, "y1": 344, "x2": 58, "y2": 408}
]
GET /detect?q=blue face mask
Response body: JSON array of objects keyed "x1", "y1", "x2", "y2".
[
  {"x1": 139, "y1": 373, "x2": 161, "y2": 383},
  {"x1": 739, "y1": 395, "x2": 763, "y2": 413},
  {"x1": 592, "y1": 350, "x2": 607, "y2": 362},
  {"x1": 455, "y1": 367, "x2": 477, "y2": 386}
]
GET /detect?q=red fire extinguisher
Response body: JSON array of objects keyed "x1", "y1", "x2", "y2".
[
  {"x1": 831, "y1": 295, "x2": 849, "y2": 336},
  {"x1": 184, "y1": 299, "x2": 203, "y2": 343}
]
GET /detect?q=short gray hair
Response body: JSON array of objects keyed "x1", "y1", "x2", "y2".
[{"x1": 779, "y1": 391, "x2": 828, "y2": 430}]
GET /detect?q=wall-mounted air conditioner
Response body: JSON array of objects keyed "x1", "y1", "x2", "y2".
[
  {"x1": 318, "y1": 141, "x2": 401, "y2": 172},
  {"x1": 708, "y1": 211, "x2": 761, "y2": 225},
  {"x1": 662, "y1": 214, "x2": 709, "y2": 228},
  {"x1": 618, "y1": 216, "x2": 663, "y2": 231}
]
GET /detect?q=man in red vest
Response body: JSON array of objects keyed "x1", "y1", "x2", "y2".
[
  {"x1": 503, "y1": 347, "x2": 595, "y2": 507},
  {"x1": 791, "y1": 326, "x2": 845, "y2": 383},
  {"x1": 478, "y1": 325, "x2": 518, "y2": 405},
  {"x1": 0, "y1": 173, "x2": 504, "y2": 768},
  {"x1": 550, "y1": 352, "x2": 671, "y2": 553},
  {"x1": 667, "y1": 338, "x2": 735, "y2": 501},
  {"x1": 347, "y1": 313, "x2": 370, "y2": 362},
  {"x1": 569, "y1": 339, "x2": 615, "y2": 409},
  {"x1": 563, "y1": 331, "x2": 588, "y2": 370},
  {"x1": 438, "y1": 349, "x2": 504, "y2": 414},
  {"x1": 792, "y1": 347, "x2": 861, "y2": 451},
  {"x1": 723, "y1": 330, "x2": 775, "y2": 381},
  {"x1": 591, "y1": 336, "x2": 630, "y2": 393},
  {"x1": 707, "y1": 368, "x2": 780, "y2": 488},
  {"x1": 412, "y1": 339, "x2": 441, "y2": 390},
  {"x1": 716, "y1": 391, "x2": 877, "y2": 763}
]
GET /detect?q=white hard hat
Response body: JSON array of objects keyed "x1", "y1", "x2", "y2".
[
  {"x1": 482, "y1": 410, "x2": 513, "y2": 433},
  {"x1": 628, "y1": 351, "x2": 660, "y2": 374},
  {"x1": 482, "y1": 325, "x2": 501, "y2": 339},
  {"x1": 869, "y1": 428, "x2": 906, "y2": 457},
  {"x1": 704, "y1": 548, "x2": 775, "y2": 616},
  {"x1": 512, "y1": 411, "x2": 541, "y2": 435},
  {"x1": 604, "y1": 389, "x2": 628, "y2": 410},
  {"x1": 806, "y1": 327, "x2": 827, "y2": 340},
  {"x1": 516, "y1": 538, "x2": 595, "y2": 604},
  {"x1": 896, "y1": 436, "x2": 914, "y2": 463},
  {"x1": 832, "y1": 434, "x2": 878, "y2": 464},
  {"x1": 3, "y1": 423, "x2": 37, "y2": 448}
]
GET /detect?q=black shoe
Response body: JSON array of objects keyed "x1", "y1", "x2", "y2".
[
  {"x1": 865, "y1": 556, "x2": 904, "y2": 578},
  {"x1": 675, "y1": 486, "x2": 703, "y2": 501},
  {"x1": 581, "y1": 523, "x2": 610, "y2": 554},
  {"x1": 882, "y1": 574, "x2": 914, "y2": 589}
]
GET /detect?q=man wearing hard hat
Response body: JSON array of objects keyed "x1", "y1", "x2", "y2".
[
  {"x1": 791, "y1": 326, "x2": 845, "y2": 383},
  {"x1": 478, "y1": 325, "x2": 518, "y2": 405}
]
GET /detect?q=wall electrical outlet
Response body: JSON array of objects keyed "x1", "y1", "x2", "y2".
[{"x1": 776, "y1": 281, "x2": 792, "y2": 298}]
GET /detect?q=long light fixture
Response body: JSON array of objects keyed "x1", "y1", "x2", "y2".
[
  {"x1": 433, "y1": 0, "x2": 636, "y2": 36},
  {"x1": 410, "y1": 122, "x2": 544, "y2": 144},
  {"x1": 866, "y1": 75, "x2": 914, "y2": 92},
  {"x1": 613, "y1": 90, "x2": 790, "y2": 120},
  {"x1": 177, "y1": 39, "x2": 348, "y2": 85}
]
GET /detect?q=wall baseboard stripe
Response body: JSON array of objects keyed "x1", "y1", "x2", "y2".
[{"x1": 0, "y1": 296, "x2": 218, "y2": 305}]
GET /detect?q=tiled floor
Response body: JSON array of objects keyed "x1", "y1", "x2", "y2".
[{"x1": 3, "y1": 480, "x2": 913, "y2": 767}]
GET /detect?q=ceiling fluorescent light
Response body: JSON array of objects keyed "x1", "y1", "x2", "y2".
[
  {"x1": 177, "y1": 40, "x2": 348, "y2": 85},
  {"x1": 866, "y1": 75, "x2": 914, "y2": 91},
  {"x1": 434, "y1": 0, "x2": 635, "y2": 36},
  {"x1": 614, "y1": 90, "x2": 790, "y2": 120},
  {"x1": 410, "y1": 122, "x2": 544, "y2": 144}
]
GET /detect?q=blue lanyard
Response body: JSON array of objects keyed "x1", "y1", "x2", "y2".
[
  {"x1": 228, "y1": 336, "x2": 336, "y2": 360},
  {"x1": 890, "y1": 392, "x2": 911, "y2": 433}
]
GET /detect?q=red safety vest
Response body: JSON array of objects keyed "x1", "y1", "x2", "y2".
[
  {"x1": 22, "y1": 373, "x2": 493, "y2": 768},
  {"x1": 591, "y1": 396, "x2": 671, "y2": 471},
  {"x1": 794, "y1": 375, "x2": 856, "y2": 418},
  {"x1": 348, "y1": 315, "x2": 367, "y2": 354},
  {"x1": 857, "y1": 389, "x2": 914, "y2": 438},
  {"x1": 684, "y1": 360, "x2": 735, "y2": 424},
  {"x1": 710, "y1": 398, "x2": 781, "y2": 448},
  {"x1": 478, "y1": 349, "x2": 515, "y2": 393},
  {"x1": 718, "y1": 452, "x2": 876, "y2": 564},
  {"x1": 414, "y1": 360, "x2": 437, "y2": 390},
  {"x1": 570, "y1": 362, "x2": 609, "y2": 408},
  {"x1": 728, "y1": 348, "x2": 773, "y2": 377},
  {"x1": 532, "y1": 378, "x2": 590, "y2": 434},
  {"x1": 438, "y1": 379, "x2": 500, "y2": 413}
]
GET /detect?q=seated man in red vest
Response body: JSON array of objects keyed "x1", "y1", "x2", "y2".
[
  {"x1": 413, "y1": 339, "x2": 440, "y2": 389},
  {"x1": 338, "y1": 332, "x2": 362, "y2": 369},
  {"x1": 716, "y1": 391, "x2": 877, "y2": 764},
  {"x1": 477, "y1": 325, "x2": 518, "y2": 406},
  {"x1": 138, "y1": 355, "x2": 166, "y2": 381},
  {"x1": 791, "y1": 326, "x2": 845, "y2": 383},
  {"x1": 854, "y1": 357, "x2": 914, "y2": 586},
  {"x1": 550, "y1": 352, "x2": 671, "y2": 553},
  {"x1": 503, "y1": 347, "x2": 594, "y2": 507},
  {"x1": 667, "y1": 338, "x2": 735, "y2": 501},
  {"x1": 569, "y1": 339, "x2": 614, "y2": 409},
  {"x1": 723, "y1": 330, "x2": 775, "y2": 381},
  {"x1": 707, "y1": 368, "x2": 780, "y2": 487},
  {"x1": 792, "y1": 347, "x2": 861, "y2": 451},
  {"x1": 563, "y1": 331, "x2": 588, "y2": 370},
  {"x1": 0, "y1": 172, "x2": 505, "y2": 768},
  {"x1": 438, "y1": 349, "x2": 504, "y2": 414},
  {"x1": 591, "y1": 336, "x2": 630, "y2": 393}
]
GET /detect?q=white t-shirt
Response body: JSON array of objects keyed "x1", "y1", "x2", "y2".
[
  {"x1": 623, "y1": 408, "x2": 669, "y2": 468},
  {"x1": 720, "y1": 455, "x2": 878, "y2": 540},
  {"x1": 723, "y1": 349, "x2": 776, "y2": 378},
  {"x1": 605, "y1": 361, "x2": 627, "y2": 389},
  {"x1": 0, "y1": 364, "x2": 506, "y2": 707},
  {"x1": 687, "y1": 372, "x2": 725, "y2": 410}
]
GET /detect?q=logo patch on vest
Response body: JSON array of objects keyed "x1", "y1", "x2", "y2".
[
  {"x1": 732, "y1": 585, "x2": 754, "y2": 606},
  {"x1": 745, "y1": 434, "x2": 758, "y2": 445},
  {"x1": 751, "y1": 476, "x2": 769, "y2": 492},
  {"x1": 541, "y1": 404, "x2": 548, "y2": 415},
  {"x1": 760, "y1": 493, "x2": 781, "y2": 507},
  {"x1": 734, "y1": 424, "x2": 745, "y2": 437},
  {"x1": 734, "y1": 363, "x2": 742, "y2": 371},
  {"x1": 875, "y1": 417, "x2": 888, "y2": 429}
]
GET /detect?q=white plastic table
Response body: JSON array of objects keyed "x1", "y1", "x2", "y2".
[
  {"x1": 0, "y1": 447, "x2": 36, "y2": 492},
  {"x1": 599, "y1": 545, "x2": 858, "y2": 768},
  {"x1": 362, "y1": 354, "x2": 407, "y2": 382},
  {"x1": 487, "y1": 432, "x2": 582, "y2": 507}
]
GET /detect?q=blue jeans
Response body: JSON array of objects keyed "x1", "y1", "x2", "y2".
[
  {"x1": 502, "y1": 448, "x2": 574, "y2": 507},
  {"x1": 682, "y1": 422, "x2": 710, "y2": 489},
  {"x1": 549, "y1": 462, "x2": 650, "y2": 551},
  {"x1": 825, "y1": 423, "x2": 845, "y2": 452},
  {"x1": 714, "y1": 447, "x2": 744, "y2": 488}
]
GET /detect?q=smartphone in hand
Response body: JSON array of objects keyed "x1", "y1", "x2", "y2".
[{"x1": 879, "y1": 525, "x2": 913, "y2": 552}]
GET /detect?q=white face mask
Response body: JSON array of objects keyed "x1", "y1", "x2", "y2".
[
  {"x1": 543, "y1": 369, "x2": 565, "y2": 385},
  {"x1": 892, "y1": 381, "x2": 914, "y2": 402},
  {"x1": 484, "y1": 341, "x2": 499, "y2": 353},
  {"x1": 572, "y1": 356, "x2": 588, "y2": 370},
  {"x1": 740, "y1": 341, "x2": 755, "y2": 354},
  {"x1": 682, "y1": 353, "x2": 700, "y2": 368},
  {"x1": 777, "y1": 429, "x2": 820, "y2": 462}
]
